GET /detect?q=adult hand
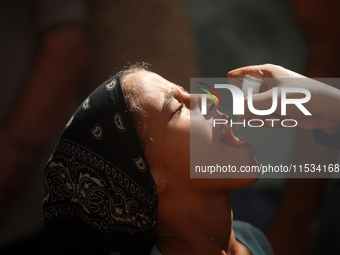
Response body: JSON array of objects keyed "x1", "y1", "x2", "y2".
[{"x1": 228, "y1": 64, "x2": 340, "y2": 134}]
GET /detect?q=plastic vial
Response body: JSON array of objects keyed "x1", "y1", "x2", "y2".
[{"x1": 242, "y1": 75, "x2": 262, "y2": 96}]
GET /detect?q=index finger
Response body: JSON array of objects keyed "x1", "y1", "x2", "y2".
[{"x1": 228, "y1": 64, "x2": 278, "y2": 93}]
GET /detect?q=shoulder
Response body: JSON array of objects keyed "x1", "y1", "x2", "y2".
[{"x1": 233, "y1": 220, "x2": 274, "y2": 255}]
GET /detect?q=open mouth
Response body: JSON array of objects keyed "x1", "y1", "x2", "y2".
[{"x1": 220, "y1": 115, "x2": 245, "y2": 147}]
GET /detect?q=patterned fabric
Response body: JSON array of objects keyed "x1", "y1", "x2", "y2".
[{"x1": 42, "y1": 72, "x2": 157, "y2": 253}]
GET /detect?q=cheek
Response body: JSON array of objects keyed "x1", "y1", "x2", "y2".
[
  {"x1": 166, "y1": 122, "x2": 190, "y2": 158},
  {"x1": 190, "y1": 115, "x2": 215, "y2": 160},
  {"x1": 161, "y1": 121, "x2": 192, "y2": 169},
  {"x1": 143, "y1": 120, "x2": 190, "y2": 171},
  {"x1": 190, "y1": 111, "x2": 213, "y2": 139}
]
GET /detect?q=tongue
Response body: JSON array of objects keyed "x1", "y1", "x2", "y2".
[{"x1": 221, "y1": 128, "x2": 244, "y2": 147}]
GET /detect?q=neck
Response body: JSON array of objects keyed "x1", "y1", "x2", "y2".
[{"x1": 156, "y1": 184, "x2": 239, "y2": 255}]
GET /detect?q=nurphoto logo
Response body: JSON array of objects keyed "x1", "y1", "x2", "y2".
[{"x1": 199, "y1": 82, "x2": 311, "y2": 128}]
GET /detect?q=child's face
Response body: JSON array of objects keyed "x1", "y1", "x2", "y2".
[{"x1": 126, "y1": 70, "x2": 259, "y2": 191}]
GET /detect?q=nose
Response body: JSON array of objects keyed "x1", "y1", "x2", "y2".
[
  {"x1": 206, "y1": 94, "x2": 219, "y2": 113},
  {"x1": 181, "y1": 92, "x2": 191, "y2": 109}
]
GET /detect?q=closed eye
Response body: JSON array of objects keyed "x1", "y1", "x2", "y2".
[{"x1": 176, "y1": 103, "x2": 184, "y2": 113}]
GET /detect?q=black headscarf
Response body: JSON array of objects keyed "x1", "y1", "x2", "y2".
[{"x1": 42, "y1": 71, "x2": 157, "y2": 254}]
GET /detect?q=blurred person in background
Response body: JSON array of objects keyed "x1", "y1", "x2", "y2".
[{"x1": 0, "y1": 0, "x2": 90, "y2": 253}]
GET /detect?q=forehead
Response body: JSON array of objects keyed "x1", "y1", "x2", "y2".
[
  {"x1": 128, "y1": 70, "x2": 172, "y2": 91},
  {"x1": 126, "y1": 71, "x2": 179, "y2": 100}
]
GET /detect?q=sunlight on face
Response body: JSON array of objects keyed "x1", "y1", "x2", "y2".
[{"x1": 123, "y1": 71, "x2": 259, "y2": 191}]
